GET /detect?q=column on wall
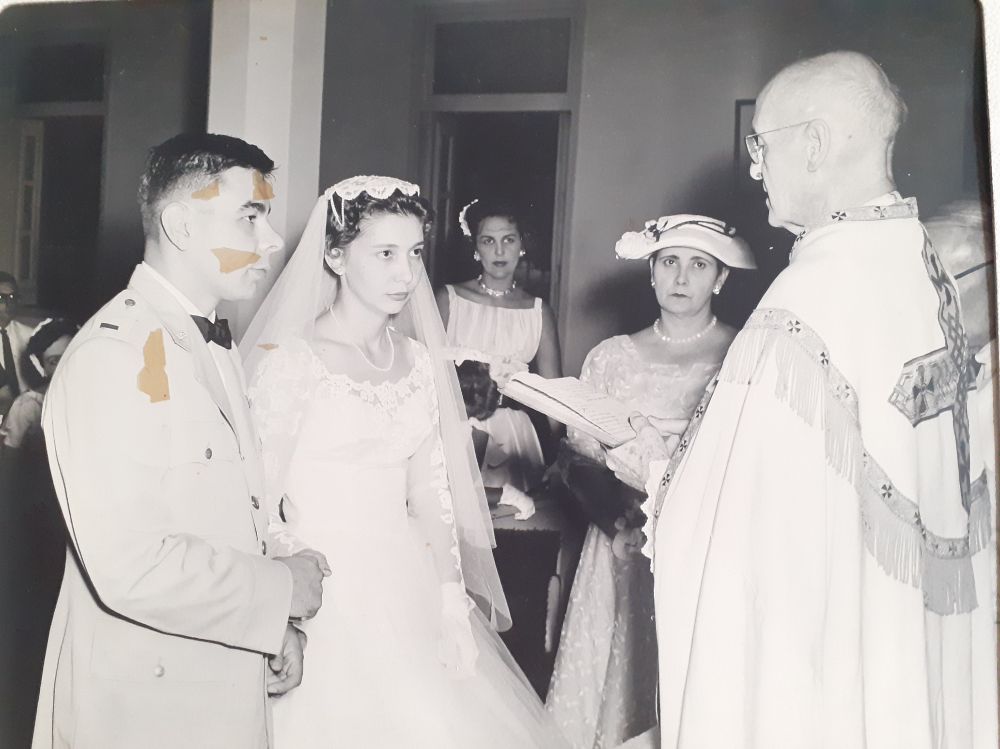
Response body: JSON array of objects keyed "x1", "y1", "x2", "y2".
[{"x1": 207, "y1": 0, "x2": 327, "y2": 339}]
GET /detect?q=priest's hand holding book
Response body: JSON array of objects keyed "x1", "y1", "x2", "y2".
[
  {"x1": 496, "y1": 370, "x2": 690, "y2": 488},
  {"x1": 605, "y1": 413, "x2": 688, "y2": 491}
]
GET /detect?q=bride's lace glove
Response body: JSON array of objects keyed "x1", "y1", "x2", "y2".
[
  {"x1": 497, "y1": 484, "x2": 536, "y2": 520},
  {"x1": 438, "y1": 582, "x2": 478, "y2": 679}
]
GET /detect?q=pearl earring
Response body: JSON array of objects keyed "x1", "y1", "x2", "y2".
[
  {"x1": 650, "y1": 279, "x2": 656, "y2": 287},
  {"x1": 519, "y1": 250, "x2": 526, "y2": 257},
  {"x1": 473, "y1": 251, "x2": 481, "y2": 262},
  {"x1": 712, "y1": 285, "x2": 721, "y2": 295}
]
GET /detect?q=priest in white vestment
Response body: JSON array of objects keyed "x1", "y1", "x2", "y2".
[{"x1": 611, "y1": 52, "x2": 994, "y2": 748}]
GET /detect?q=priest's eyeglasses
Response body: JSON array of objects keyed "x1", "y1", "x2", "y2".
[{"x1": 745, "y1": 120, "x2": 813, "y2": 165}]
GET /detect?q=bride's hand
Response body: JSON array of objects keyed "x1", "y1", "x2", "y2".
[{"x1": 438, "y1": 582, "x2": 478, "y2": 679}]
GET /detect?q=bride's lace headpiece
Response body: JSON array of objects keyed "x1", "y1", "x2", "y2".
[
  {"x1": 327, "y1": 175, "x2": 421, "y2": 229},
  {"x1": 458, "y1": 198, "x2": 479, "y2": 237}
]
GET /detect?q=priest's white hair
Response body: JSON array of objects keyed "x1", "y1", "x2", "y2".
[{"x1": 771, "y1": 50, "x2": 908, "y2": 144}]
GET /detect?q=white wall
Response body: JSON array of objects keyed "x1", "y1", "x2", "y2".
[
  {"x1": 319, "y1": 0, "x2": 422, "y2": 185},
  {"x1": 559, "y1": 0, "x2": 983, "y2": 372}
]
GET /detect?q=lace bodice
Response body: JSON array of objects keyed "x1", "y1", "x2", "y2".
[
  {"x1": 444, "y1": 285, "x2": 543, "y2": 364},
  {"x1": 569, "y1": 335, "x2": 721, "y2": 460},
  {"x1": 249, "y1": 336, "x2": 463, "y2": 585}
]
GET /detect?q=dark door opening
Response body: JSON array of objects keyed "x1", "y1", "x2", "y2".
[
  {"x1": 37, "y1": 116, "x2": 103, "y2": 321},
  {"x1": 429, "y1": 111, "x2": 561, "y2": 300}
]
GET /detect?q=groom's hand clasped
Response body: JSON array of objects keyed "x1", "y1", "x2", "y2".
[
  {"x1": 267, "y1": 624, "x2": 308, "y2": 697},
  {"x1": 277, "y1": 549, "x2": 331, "y2": 620}
]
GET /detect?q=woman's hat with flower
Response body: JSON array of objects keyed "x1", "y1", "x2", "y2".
[{"x1": 615, "y1": 214, "x2": 756, "y2": 269}]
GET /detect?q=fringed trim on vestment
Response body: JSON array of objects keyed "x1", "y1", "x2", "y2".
[
  {"x1": 721, "y1": 309, "x2": 864, "y2": 486},
  {"x1": 968, "y1": 471, "x2": 993, "y2": 555},
  {"x1": 824, "y1": 394, "x2": 864, "y2": 489},
  {"x1": 922, "y1": 555, "x2": 978, "y2": 614},
  {"x1": 859, "y1": 481, "x2": 923, "y2": 589},
  {"x1": 718, "y1": 308, "x2": 980, "y2": 615}
]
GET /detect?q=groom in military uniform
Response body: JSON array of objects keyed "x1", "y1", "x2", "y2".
[{"x1": 34, "y1": 134, "x2": 329, "y2": 749}]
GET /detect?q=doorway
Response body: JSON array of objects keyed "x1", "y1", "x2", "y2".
[
  {"x1": 427, "y1": 111, "x2": 560, "y2": 299},
  {"x1": 36, "y1": 116, "x2": 103, "y2": 321}
]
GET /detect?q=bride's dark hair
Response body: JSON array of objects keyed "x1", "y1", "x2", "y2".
[{"x1": 325, "y1": 189, "x2": 434, "y2": 251}]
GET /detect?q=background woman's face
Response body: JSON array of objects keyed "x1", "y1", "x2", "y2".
[
  {"x1": 41, "y1": 335, "x2": 72, "y2": 379},
  {"x1": 476, "y1": 216, "x2": 523, "y2": 283},
  {"x1": 651, "y1": 247, "x2": 724, "y2": 316},
  {"x1": 333, "y1": 212, "x2": 425, "y2": 316}
]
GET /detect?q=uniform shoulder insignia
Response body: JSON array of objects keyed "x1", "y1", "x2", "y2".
[{"x1": 89, "y1": 292, "x2": 149, "y2": 344}]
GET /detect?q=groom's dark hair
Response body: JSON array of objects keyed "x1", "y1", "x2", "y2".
[{"x1": 137, "y1": 133, "x2": 275, "y2": 233}]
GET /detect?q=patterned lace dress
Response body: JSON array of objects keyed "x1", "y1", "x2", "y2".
[
  {"x1": 250, "y1": 337, "x2": 567, "y2": 748},
  {"x1": 546, "y1": 335, "x2": 720, "y2": 749}
]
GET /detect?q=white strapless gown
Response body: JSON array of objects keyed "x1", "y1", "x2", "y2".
[{"x1": 250, "y1": 338, "x2": 567, "y2": 748}]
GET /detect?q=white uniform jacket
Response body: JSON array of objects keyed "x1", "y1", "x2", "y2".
[{"x1": 33, "y1": 264, "x2": 293, "y2": 749}]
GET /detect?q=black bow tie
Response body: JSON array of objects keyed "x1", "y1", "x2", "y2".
[{"x1": 191, "y1": 316, "x2": 232, "y2": 349}]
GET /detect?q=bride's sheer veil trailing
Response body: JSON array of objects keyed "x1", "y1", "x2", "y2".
[{"x1": 240, "y1": 176, "x2": 512, "y2": 631}]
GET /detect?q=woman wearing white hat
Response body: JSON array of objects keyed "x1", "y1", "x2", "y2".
[{"x1": 546, "y1": 215, "x2": 755, "y2": 749}]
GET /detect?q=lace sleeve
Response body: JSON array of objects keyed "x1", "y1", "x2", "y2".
[
  {"x1": 407, "y1": 351, "x2": 464, "y2": 586},
  {"x1": 248, "y1": 341, "x2": 315, "y2": 557},
  {"x1": 567, "y1": 338, "x2": 618, "y2": 461}
]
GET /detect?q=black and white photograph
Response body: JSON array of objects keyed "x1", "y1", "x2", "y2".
[{"x1": 0, "y1": 0, "x2": 996, "y2": 747}]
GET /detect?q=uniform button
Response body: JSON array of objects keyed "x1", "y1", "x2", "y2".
[
  {"x1": 261, "y1": 540, "x2": 267, "y2": 555},
  {"x1": 204, "y1": 447, "x2": 213, "y2": 459},
  {"x1": 124, "y1": 298, "x2": 135, "y2": 307},
  {"x1": 153, "y1": 665, "x2": 165, "y2": 677},
  {"x1": 251, "y1": 496, "x2": 260, "y2": 509}
]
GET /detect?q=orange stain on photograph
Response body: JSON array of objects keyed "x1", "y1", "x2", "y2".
[
  {"x1": 212, "y1": 247, "x2": 261, "y2": 273},
  {"x1": 191, "y1": 180, "x2": 220, "y2": 200},
  {"x1": 137, "y1": 329, "x2": 170, "y2": 403},
  {"x1": 257, "y1": 343, "x2": 279, "y2": 351},
  {"x1": 252, "y1": 171, "x2": 275, "y2": 201}
]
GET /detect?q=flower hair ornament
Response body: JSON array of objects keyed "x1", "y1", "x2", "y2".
[
  {"x1": 615, "y1": 213, "x2": 756, "y2": 269},
  {"x1": 458, "y1": 198, "x2": 480, "y2": 238},
  {"x1": 326, "y1": 175, "x2": 421, "y2": 229}
]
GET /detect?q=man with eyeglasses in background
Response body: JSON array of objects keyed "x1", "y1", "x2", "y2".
[
  {"x1": 0, "y1": 271, "x2": 32, "y2": 421},
  {"x1": 608, "y1": 51, "x2": 992, "y2": 748}
]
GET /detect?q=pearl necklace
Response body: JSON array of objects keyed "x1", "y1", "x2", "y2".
[
  {"x1": 477, "y1": 274, "x2": 516, "y2": 298},
  {"x1": 653, "y1": 316, "x2": 717, "y2": 344},
  {"x1": 331, "y1": 309, "x2": 395, "y2": 372}
]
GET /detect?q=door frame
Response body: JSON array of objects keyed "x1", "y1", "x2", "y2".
[
  {"x1": 413, "y1": 0, "x2": 583, "y2": 316},
  {"x1": 13, "y1": 119, "x2": 44, "y2": 303}
]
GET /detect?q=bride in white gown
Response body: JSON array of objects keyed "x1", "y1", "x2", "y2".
[{"x1": 241, "y1": 176, "x2": 568, "y2": 748}]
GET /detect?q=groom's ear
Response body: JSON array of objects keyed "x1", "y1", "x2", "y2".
[
  {"x1": 324, "y1": 247, "x2": 345, "y2": 276},
  {"x1": 161, "y1": 201, "x2": 194, "y2": 252}
]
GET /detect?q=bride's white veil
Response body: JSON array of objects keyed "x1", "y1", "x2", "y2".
[{"x1": 240, "y1": 178, "x2": 512, "y2": 631}]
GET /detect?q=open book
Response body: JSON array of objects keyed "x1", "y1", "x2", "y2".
[{"x1": 499, "y1": 372, "x2": 636, "y2": 448}]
